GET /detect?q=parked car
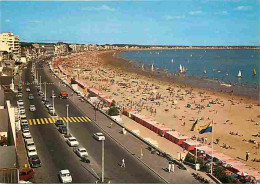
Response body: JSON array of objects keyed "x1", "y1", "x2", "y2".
[
  {"x1": 42, "y1": 96, "x2": 46, "y2": 102},
  {"x1": 93, "y1": 133, "x2": 105, "y2": 141},
  {"x1": 28, "y1": 94, "x2": 34, "y2": 100},
  {"x1": 26, "y1": 88, "x2": 31, "y2": 92},
  {"x1": 23, "y1": 130, "x2": 32, "y2": 139},
  {"x1": 74, "y1": 147, "x2": 88, "y2": 158},
  {"x1": 17, "y1": 100, "x2": 24, "y2": 106},
  {"x1": 29, "y1": 105, "x2": 36, "y2": 112},
  {"x1": 66, "y1": 137, "x2": 79, "y2": 147},
  {"x1": 58, "y1": 169, "x2": 72, "y2": 183},
  {"x1": 19, "y1": 168, "x2": 35, "y2": 181},
  {"x1": 21, "y1": 124, "x2": 29, "y2": 132},
  {"x1": 38, "y1": 90, "x2": 43, "y2": 96},
  {"x1": 58, "y1": 125, "x2": 68, "y2": 134},
  {"x1": 21, "y1": 119, "x2": 29, "y2": 126},
  {"x1": 27, "y1": 146, "x2": 37, "y2": 157},
  {"x1": 55, "y1": 120, "x2": 64, "y2": 127},
  {"x1": 19, "y1": 107, "x2": 25, "y2": 114},
  {"x1": 26, "y1": 82, "x2": 30, "y2": 86},
  {"x1": 29, "y1": 155, "x2": 41, "y2": 168},
  {"x1": 25, "y1": 139, "x2": 35, "y2": 150},
  {"x1": 44, "y1": 100, "x2": 50, "y2": 107},
  {"x1": 48, "y1": 106, "x2": 55, "y2": 115},
  {"x1": 18, "y1": 93, "x2": 23, "y2": 98}
]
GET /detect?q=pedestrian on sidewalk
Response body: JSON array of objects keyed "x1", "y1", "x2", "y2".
[
  {"x1": 168, "y1": 162, "x2": 171, "y2": 173},
  {"x1": 109, "y1": 122, "x2": 113, "y2": 128},
  {"x1": 246, "y1": 151, "x2": 250, "y2": 161},
  {"x1": 121, "y1": 158, "x2": 125, "y2": 167},
  {"x1": 171, "y1": 162, "x2": 175, "y2": 173}
]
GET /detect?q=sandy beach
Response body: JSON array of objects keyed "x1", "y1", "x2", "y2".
[{"x1": 56, "y1": 50, "x2": 260, "y2": 171}]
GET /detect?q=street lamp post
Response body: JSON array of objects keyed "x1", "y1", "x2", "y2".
[
  {"x1": 52, "y1": 90, "x2": 55, "y2": 116},
  {"x1": 44, "y1": 82, "x2": 47, "y2": 99},
  {"x1": 40, "y1": 76, "x2": 42, "y2": 91},
  {"x1": 101, "y1": 139, "x2": 104, "y2": 183},
  {"x1": 66, "y1": 104, "x2": 69, "y2": 136}
]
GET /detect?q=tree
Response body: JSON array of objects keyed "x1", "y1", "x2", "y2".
[{"x1": 108, "y1": 106, "x2": 119, "y2": 116}]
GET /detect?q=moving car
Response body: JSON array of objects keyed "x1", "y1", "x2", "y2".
[
  {"x1": 44, "y1": 100, "x2": 50, "y2": 107},
  {"x1": 59, "y1": 91, "x2": 68, "y2": 99},
  {"x1": 66, "y1": 137, "x2": 79, "y2": 147},
  {"x1": 28, "y1": 94, "x2": 34, "y2": 100},
  {"x1": 58, "y1": 125, "x2": 68, "y2": 134},
  {"x1": 29, "y1": 105, "x2": 36, "y2": 112},
  {"x1": 26, "y1": 88, "x2": 31, "y2": 92},
  {"x1": 48, "y1": 106, "x2": 55, "y2": 115},
  {"x1": 74, "y1": 147, "x2": 88, "y2": 158},
  {"x1": 58, "y1": 169, "x2": 72, "y2": 183},
  {"x1": 42, "y1": 96, "x2": 46, "y2": 102},
  {"x1": 38, "y1": 90, "x2": 43, "y2": 96},
  {"x1": 93, "y1": 132, "x2": 105, "y2": 141},
  {"x1": 29, "y1": 155, "x2": 41, "y2": 168},
  {"x1": 19, "y1": 168, "x2": 35, "y2": 181}
]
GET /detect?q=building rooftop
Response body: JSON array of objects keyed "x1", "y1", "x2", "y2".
[{"x1": 0, "y1": 109, "x2": 9, "y2": 132}]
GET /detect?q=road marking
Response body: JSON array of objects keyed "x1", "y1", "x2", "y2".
[
  {"x1": 59, "y1": 117, "x2": 63, "y2": 121},
  {"x1": 81, "y1": 117, "x2": 88, "y2": 122},
  {"x1": 44, "y1": 118, "x2": 49, "y2": 124},
  {"x1": 33, "y1": 119, "x2": 37, "y2": 125},
  {"x1": 70, "y1": 117, "x2": 76, "y2": 122},
  {"x1": 74, "y1": 117, "x2": 80, "y2": 122},
  {"x1": 48, "y1": 118, "x2": 53, "y2": 123},
  {"x1": 85, "y1": 116, "x2": 91, "y2": 122},
  {"x1": 63, "y1": 117, "x2": 68, "y2": 123},
  {"x1": 41, "y1": 118, "x2": 45, "y2": 124},
  {"x1": 77, "y1": 117, "x2": 84, "y2": 122},
  {"x1": 67, "y1": 117, "x2": 72, "y2": 123},
  {"x1": 52, "y1": 117, "x2": 57, "y2": 123},
  {"x1": 37, "y1": 119, "x2": 41, "y2": 125},
  {"x1": 29, "y1": 119, "x2": 32, "y2": 126}
]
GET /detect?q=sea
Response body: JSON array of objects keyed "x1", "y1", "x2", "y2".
[{"x1": 119, "y1": 49, "x2": 259, "y2": 88}]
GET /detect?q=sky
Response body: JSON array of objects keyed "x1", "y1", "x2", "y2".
[{"x1": 1, "y1": 0, "x2": 259, "y2": 46}]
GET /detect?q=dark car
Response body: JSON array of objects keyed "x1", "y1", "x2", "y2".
[
  {"x1": 21, "y1": 124, "x2": 29, "y2": 132},
  {"x1": 58, "y1": 125, "x2": 68, "y2": 134},
  {"x1": 28, "y1": 94, "x2": 34, "y2": 100},
  {"x1": 29, "y1": 155, "x2": 42, "y2": 168},
  {"x1": 55, "y1": 120, "x2": 64, "y2": 127}
]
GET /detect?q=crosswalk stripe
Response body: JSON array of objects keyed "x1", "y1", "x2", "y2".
[
  {"x1": 41, "y1": 119, "x2": 45, "y2": 124},
  {"x1": 85, "y1": 116, "x2": 91, "y2": 122},
  {"x1": 67, "y1": 117, "x2": 72, "y2": 123},
  {"x1": 52, "y1": 118, "x2": 57, "y2": 123},
  {"x1": 37, "y1": 119, "x2": 41, "y2": 125},
  {"x1": 74, "y1": 117, "x2": 80, "y2": 122},
  {"x1": 44, "y1": 118, "x2": 49, "y2": 124},
  {"x1": 33, "y1": 119, "x2": 36, "y2": 125},
  {"x1": 29, "y1": 119, "x2": 32, "y2": 126},
  {"x1": 59, "y1": 117, "x2": 64, "y2": 121},
  {"x1": 81, "y1": 117, "x2": 88, "y2": 122},
  {"x1": 70, "y1": 117, "x2": 76, "y2": 122},
  {"x1": 48, "y1": 118, "x2": 53, "y2": 123},
  {"x1": 63, "y1": 117, "x2": 68, "y2": 123},
  {"x1": 77, "y1": 117, "x2": 84, "y2": 122}
]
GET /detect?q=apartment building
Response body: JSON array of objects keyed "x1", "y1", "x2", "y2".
[
  {"x1": 69, "y1": 44, "x2": 84, "y2": 53},
  {"x1": 0, "y1": 32, "x2": 21, "y2": 61},
  {"x1": 55, "y1": 42, "x2": 68, "y2": 55}
]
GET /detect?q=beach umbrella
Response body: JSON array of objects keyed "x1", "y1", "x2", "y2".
[{"x1": 237, "y1": 171, "x2": 248, "y2": 177}]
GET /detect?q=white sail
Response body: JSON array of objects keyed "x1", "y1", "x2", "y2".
[
  {"x1": 151, "y1": 64, "x2": 154, "y2": 72},
  {"x1": 204, "y1": 68, "x2": 206, "y2": 74},
  {"x1": 179, "y1": 64, "x2": 183, "y2": 73},
  {"x1": 237, "y1": 70, "x2": 242, "y2": 78},
  {"x1": 171, "y1": 59, "x2": 174, "y2": 63},
  {"x1": 142, "y1": 64, "x2": 144, "y2": 70},
  {"x1": 182, "y1": 66, "x2": 185, "y2": 73}
]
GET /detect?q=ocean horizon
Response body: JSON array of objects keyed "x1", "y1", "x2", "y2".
[{"x1": 119, "y1": 49, "x2": 259, "y2": 88}]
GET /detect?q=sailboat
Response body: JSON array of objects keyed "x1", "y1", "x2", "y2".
[
  {"x1": 179, "y1": 64, "x2": 183, "y2": 73},
  {"x1": 142, "y1": 64, "x2": 144, "y2": 71},
  {"x1": 182, "y1": 66, "x2": 186, "y2": 73},
  {"x1": 171, "y1": 59, "x2": 174, "y2": 63},
  {"x1": 237, "y1": 70, "x2": 242, "y2": 78},
  {"x1": 203, "y1": 68, "x2": 207, "y2": 74},
  {"x1": 253, "y1": 68, "x2": 256, "y2": 76},
  {"x1": 151, "y1": 64, "x2": 154, "y2": 72}
]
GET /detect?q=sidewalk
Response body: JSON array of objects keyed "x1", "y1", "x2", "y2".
[
  {"x1": 43, "y1": 62, "x2": 210, "y2": 183},
  {"x1": 16, "y1": 131, "x2": 29, "y2": 169}
]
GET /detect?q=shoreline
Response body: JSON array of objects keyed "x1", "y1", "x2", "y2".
[{"x1": 102, "y1": 50, "x2": 259, "y2": 103}]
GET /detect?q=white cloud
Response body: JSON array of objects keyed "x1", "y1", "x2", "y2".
[
  {"x1": 163, "y1": 15, "x2": 185, "y2": 20},
  {"x1": 5, "y1": 19, "x2": 10, "y2": 23},
  {"x1": 189, "y1": 10, "x2": 202, "y2": 15},
  {"x1": 214, "y1": 11, "x2": 228, "y2": 15},
  {"x1": 82, "y1": 5, "x2": 116, "y2": 12},
  {"x1": 235, "y1": 6, "x2": 251, "y2": 10}
]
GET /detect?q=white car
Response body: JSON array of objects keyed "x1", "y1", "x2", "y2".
[
  {"x1": 19, "y1": 107, "x2": 26, "y2": 114},
  {"x1": 25, "y1": 139, "x2": 35, "y2": 150},
  {"x1": 58, "y1": 169, "x2": 72, "y2": 183},
  {"x1": 29, "y1": 105, "x2": 36, "y2": 112},
  {"x1": 66, "y1": 137, "x2": 79, "y2": 147},
  {"x1": 20, "y1": 113, "x2": 27, "y2": 119},
  {"x1": 75, "y1": 147, "x2": 88, "y2": 158},
  {"x1": 93, "y1": 133, "x2": 105, "y2": 141},
  {"x1": 23, "y1": 130, "x2": 32, "y2": 139},
  {"x1": 27, "y1": 146, "x2": 37, "y2": 157},
  {"x1": 26, "y1": 88, "x2": 30, "y2": 92},
  {"x1": 17, "y1": 100, "x2": 24, "y2": 106}
]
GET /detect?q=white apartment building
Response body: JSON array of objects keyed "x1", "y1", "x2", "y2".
[{"x1": 0, "y1": 32, "x2": 21, "y2": 60}]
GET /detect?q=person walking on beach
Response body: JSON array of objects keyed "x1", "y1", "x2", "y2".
[
  {"x1": 246, "y1": 152, "x2": 250, "y2": 161},
  {"x1": 121, "y1": 158, "x2": 125, "y2": 168}
]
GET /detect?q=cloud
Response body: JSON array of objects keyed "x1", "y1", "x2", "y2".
[
  {"x1": 235, "y1": 6, "x2": 251, "y2": 10},
  {"x1": 163, "y1": 15, "x2": 185, "y2": 20},
  {"x1": 189, "y1": 11, "x2": 202, "y2": 15},
  {"x1": 214, "y1": 11, "x2": 228, "y2": 15},
  {"x1": 5, "y1": 19, "x2": 10, "y2": 23},
  {"x1": 82, "y1": 5, "x2": 116, "y2": 12}
]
